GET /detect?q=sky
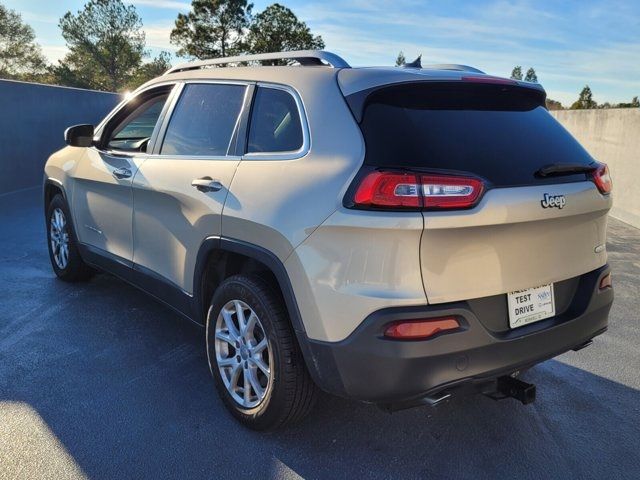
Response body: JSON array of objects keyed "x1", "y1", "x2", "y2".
[{"x1": 5, "y1": 0, "x2": 640, "y2": 106}]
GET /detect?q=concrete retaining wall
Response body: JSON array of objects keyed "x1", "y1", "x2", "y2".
[
  {"x1": 551, "y1": 109, "x2": 640, "y2": 228},
  {"x1": 0, "y1": 80, "x2": 120, "y2": 195}
]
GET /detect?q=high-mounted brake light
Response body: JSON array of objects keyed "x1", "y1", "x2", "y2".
[
  {"x1": 384, "y1": 317, "x2": 460, "y2": 340},
  {"x1": 590, "y1": 162, "x2": 612, "y2": 195},
  {"x1": 461, "y1": 76, "x2": 517, "y2": 85},
  {"x1": 351, "y1": 171, "x2": 485, "y2": 210}
]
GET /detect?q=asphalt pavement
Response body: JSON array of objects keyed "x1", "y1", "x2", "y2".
[{"x1": 1, "y1": 187, "x2": 639, "y2": 479}]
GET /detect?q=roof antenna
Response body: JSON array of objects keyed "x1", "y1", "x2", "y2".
[{"x1": 403, "y1": 54, "x2": 422, "y2": 69}]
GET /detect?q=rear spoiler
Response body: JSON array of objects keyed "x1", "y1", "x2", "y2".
[{"x1": 344, "y1": 79, "x2": 547, "y2": 123}]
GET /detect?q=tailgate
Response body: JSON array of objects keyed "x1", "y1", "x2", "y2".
[
  {"x1": 420, "y1": 181, "x2": 611, "y2": 303},
  {"x1": 345, "y1": 79, "x2": 613, "y2": 304}
]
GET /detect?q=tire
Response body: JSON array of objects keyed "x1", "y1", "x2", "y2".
[
  {"x1": 46, "y1": 194, "x2": 94, "y2": 282},
  {"x1": 206, "y1": 274, "x2": 318, "y2": 430}
]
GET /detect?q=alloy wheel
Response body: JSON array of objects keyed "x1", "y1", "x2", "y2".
[
  {"x1": 214, "y1": 300, "x2": 272, "y2": 408},
  {"x1": 50, "y1": 207, "x2": 70, "y2": 270}
]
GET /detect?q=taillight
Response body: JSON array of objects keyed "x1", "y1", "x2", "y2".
[
  {"x1": 384, "y1": 317, "x2": 460, "y2": 340},
  {"x1": 353, "y1": 171, "x2": 420, "y2": 208},
  {"x1": 590, "y1": 162, "x2": 612, "y2": 195},
  {"x1": 351, "y1": 171, "x2": 485, "y2": 210},
  {"x1": 421, "y1": 174, "x2": 484, "y2": 209}
]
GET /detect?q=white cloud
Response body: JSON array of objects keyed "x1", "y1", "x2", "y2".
[
  {"x1": 143, "y1": 23, "x2": 176, "y2": 51},
  {"x1": 41, "y1": 45, "x2": 68, "y2": 64},
  {"x1": 20, "y1": 11, "x2": 58, "y2": 24},
  {"x1": 129, "y1": 0, "x2": 190, "y2": 10}
]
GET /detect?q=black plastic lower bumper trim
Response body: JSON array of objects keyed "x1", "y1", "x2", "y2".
[{"x1": 305, "y1": 265, "x2": 613, "y2": 404}]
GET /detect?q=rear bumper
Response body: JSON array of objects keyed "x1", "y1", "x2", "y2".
[{"x1": 305, "y1": 265, "x2": 613, "y2": 404}]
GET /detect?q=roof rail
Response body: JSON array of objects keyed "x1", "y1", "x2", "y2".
[
  {"x1": 422, "y1": 64, "x2": 485, "y2": 74},
  {"x1": 165, "y1": 50, "x2": 350, "y2": 75}
]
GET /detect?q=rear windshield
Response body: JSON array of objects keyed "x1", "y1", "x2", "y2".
[{"x1": 354, "y1": 82, "x2": 595, "y2": 187}]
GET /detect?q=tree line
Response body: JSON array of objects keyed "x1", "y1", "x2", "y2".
[
  {"x1": 509, "y1": 66, "x2": 639, "y2": 110},
  {"x1": 0, "y1": 0, "x2": 323, "y2": 92},
  {"x1": 394, "y1": 52, "x2": 638, "y2": 111},
  {"x1": 2, "y1": 1, "x2": 638, "y2": 108}
]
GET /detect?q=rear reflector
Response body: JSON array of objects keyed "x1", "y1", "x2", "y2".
[
  {"x1": 599, "y1": 273, "x2": 612, "y2": 290},
  {"x1": 591, "y1": 162, "x2": 612, "y2": 195},
  {"x1": 351, "y1": 171, "x2": 484, "y2": 210},
  {"x1": 384, "y1": 317, "x2": 460, "y2": 340}
]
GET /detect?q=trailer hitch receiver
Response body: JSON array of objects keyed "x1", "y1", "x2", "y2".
[{"x1": 494, "y1": 375, "x2": 536, "y2": 405}]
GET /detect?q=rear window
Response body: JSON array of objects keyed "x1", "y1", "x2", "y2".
[
  {"x1": 247, "y1": 87, "x2": 303, "y2": 153},
  {"x1": 355, "y1": 82, "x2": 595, "y2": 187}
]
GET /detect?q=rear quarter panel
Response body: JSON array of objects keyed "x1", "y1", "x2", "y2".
[{"x1": 222, "y1": 73, "x2": 364, "y2": 260}]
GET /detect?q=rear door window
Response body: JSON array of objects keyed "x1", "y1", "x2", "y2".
[
  {"x1": 355, "y1": 82, "x2": 595, "y2": 187},
  {"x1": 247, "y1": 87, "x2": 303, "y2": 153},
  {"x1": 161, "y1": 83, "x2": 246, "y2": 156}
]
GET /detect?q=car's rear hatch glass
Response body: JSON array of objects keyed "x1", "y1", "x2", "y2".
[{"x1": 351, "y1": 81, "x2": 595, "y2": 187}]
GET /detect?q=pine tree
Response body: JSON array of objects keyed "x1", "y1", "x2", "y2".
[
  {"x1": 571, "y1": 85, "x2": 597, "y2": 109},
  {"x1": 524, "y1": 67, "x2": 538, "y2": 83},
  {"x1": 510, "y1": 66, "x2": 523, "y2": 80}
]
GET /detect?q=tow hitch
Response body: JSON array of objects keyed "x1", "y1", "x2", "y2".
[{"x1": 486, "y1": 375, "x2": 537, "y2": 405}]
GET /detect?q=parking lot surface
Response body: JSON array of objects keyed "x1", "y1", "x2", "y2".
[{"x1": 1, "y1": 187, "x2": 639, "y2": 480}]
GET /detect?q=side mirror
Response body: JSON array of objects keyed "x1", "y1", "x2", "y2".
[{"x1": 65, "y1": 124, "x2": 95, "y2": 147}]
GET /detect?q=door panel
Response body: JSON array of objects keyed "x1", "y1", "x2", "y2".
[
  {"x1": 72, "y1": 149, "x2": 144, "y2": 261},
  {"x1": 131, "y1": 82, "x2": 249, "y2": 293},
  {"x1": 71, "y1": 85, "x2": 174, "y2": 262},
  {"x1": 132, "y1": 158, "x2": 239, "y2": 292}
]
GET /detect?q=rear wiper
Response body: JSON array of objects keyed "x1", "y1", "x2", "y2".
[{"x1": 535, "y1": 162, "x2": 595, "y2": 177}]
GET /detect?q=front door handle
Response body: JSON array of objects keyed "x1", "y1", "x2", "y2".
[
  {"x1": 192, "y1": 176, "x2": 223, "y2": 193},
  {"x1": 112, "y1": 167, "x2": 132, "y2": 179}
]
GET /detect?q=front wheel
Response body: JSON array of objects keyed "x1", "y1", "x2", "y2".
[
  {"x1": 206, "y1": 274, "x2": 318, "y2": 430},
  {"x1": 46, "y1": 194, "x2": 93, "y2": 282}
]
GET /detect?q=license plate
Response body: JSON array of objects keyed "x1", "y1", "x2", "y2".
[{"x1": 507, "y1": 284, "x2": 555, "y2": 328}]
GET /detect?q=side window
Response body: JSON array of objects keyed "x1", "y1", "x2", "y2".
[
  {"x1": 247, "y1": 87, "x2": 303, "y2": 154},
  {"x1": 106, "y1": 92, "x2": 169, "y2": 152},
  {"x1": 161, "y1": 83, "x2": 246, "y2": 156}
]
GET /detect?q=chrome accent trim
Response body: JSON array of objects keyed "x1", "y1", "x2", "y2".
[
  {"x1": 242, "y1": 82, "x2": 311, "y2": 161},
  {"x1": 84, "y1": 224, "x2": 103, "y2": 235}
]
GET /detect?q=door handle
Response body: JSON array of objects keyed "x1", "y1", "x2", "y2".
[
  {"x1": 112, "y1": 167, "x2": 132, "y2": 179},
  {"x1": 192, "y1": 177, "x2": 223, "y2": 193}
]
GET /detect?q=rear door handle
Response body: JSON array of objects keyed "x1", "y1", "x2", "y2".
[
  {"x1": 112, "y1": 167, "x2": 132, "y2": 179},
  {"x1": 192, "y1": 177, "x2": 223, "y2": 193}
]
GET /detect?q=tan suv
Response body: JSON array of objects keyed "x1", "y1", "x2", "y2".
[{"x1": 44, "y1": 50, "x2": 614, "y2": 430}]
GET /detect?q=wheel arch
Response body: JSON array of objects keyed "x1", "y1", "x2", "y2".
[
  {"x1": 43, "y1": 178, "x2": 66, "y2": 211},
  {"x1": 194, "y1": 237, "x2": 304, "y2": 332},
  {"x1": 193, "y1": 237, "x2": 328, "y2": 389}
]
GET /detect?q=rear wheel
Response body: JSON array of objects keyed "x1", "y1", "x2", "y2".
[
  {"x1": 206, "y1": 274, "x2": 317, "y2": 430},
  {"x1": 46, "y1": 194, "x2": 93, "y2": 282}
]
